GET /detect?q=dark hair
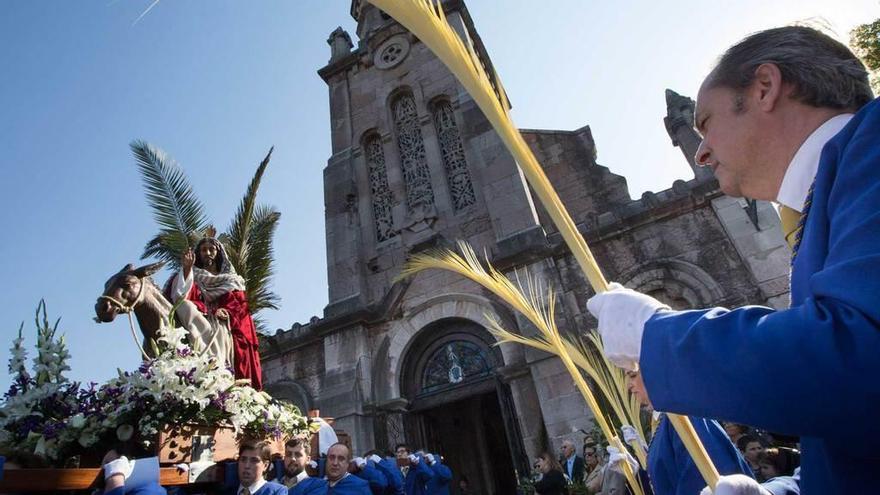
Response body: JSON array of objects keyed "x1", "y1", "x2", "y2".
[
  {"x1": 395, "y1": 443, "x2": 410, "y2": 453},
  {"x1": 239, "y1": 441, "x2": 273, "y2": 463},
  {"x1": 736, "y1": 434, "x2": 764, "y2": 452},
  {"x1": 757, "y1": 447, "x2": 801, "y2": 477},
  {"x1": 537, "y1": 451, "x2": 563, "y2": 473},
  {"x1": 285, "y1": 437, "x2": 311, "y2": 454},
  {"x1": 194, "y1": 237, "x2": 224, "y2": 271},
  {"x1": 707, "y1": 26, "x2": 873, "y2": 112}
]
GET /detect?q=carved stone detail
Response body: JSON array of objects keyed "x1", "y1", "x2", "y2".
[
  {"x1": 433, "y1": 101, "x2": 476, "y2": 211},
  {"x1": 364, "y1": 136, "x2": 397, "y2": 242},
  {"x1": 393, "y1": 94, "x2": 435, "y2": 213}
]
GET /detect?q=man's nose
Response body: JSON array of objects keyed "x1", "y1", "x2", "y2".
[{"x1": 695, "y1": 140, "x2": 712, "y2": 167}]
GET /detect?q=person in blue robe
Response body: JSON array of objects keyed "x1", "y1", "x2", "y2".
[{"x1": 587, "y1": 26, "x2": 878, "y2": 495}]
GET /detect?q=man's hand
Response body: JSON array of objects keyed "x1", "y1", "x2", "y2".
[
  {"x1": 368, "y1": 454, "x2": 383, "y2": 464},
  {"x1": 103, "y1": 455, "x2": 134, "y2": 482},
  {"x1": 606, "y1": 446, "x2": 638, "y2": 475},
  {"x1": 181, "y1": 248, "x2": 195, "y2": 278},
  {"x1": 353, "y1": 457, "x2": 367, "y2": 470},
  {"x1": 699, "y1": 475, "x2": 771, "y2": 495},
  {"x1": 216, "y1": 308, "x2": 230, "y2": 320},
  {"x1": 586, "y1": 283, "x2": 669, "y2": 370},
  {"x1": 621, "y1": 425, "x2": 647, "y2": 451},
  {"x1": 408, "y1": 454, "x2": 420, "y2": 465},
  {"x1": 425, "y1": 453, "x2": 436, "y2": 465}
]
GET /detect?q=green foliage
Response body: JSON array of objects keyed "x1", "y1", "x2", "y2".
[
  {"x1": 850, "y1": 18, "x2": 880, "y2": 93},
  {"x1": 132, "y1": 141, "x2": 281, "y2": 330},
  {"x1": 132, "y1": 141, "x2": 209, "y2": 269}
]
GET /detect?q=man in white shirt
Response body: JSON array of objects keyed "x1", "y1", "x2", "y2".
[
  {"x1": 236, "y1": 441, "x2": 287, "y2": 495},
  {"x1": 586, "y1": 25, "x2": 876, "y2": 495}
]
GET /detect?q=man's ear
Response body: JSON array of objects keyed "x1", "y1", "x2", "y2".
[{"x1": 752, "y1": 63, "x2": 784, "y2": 112}]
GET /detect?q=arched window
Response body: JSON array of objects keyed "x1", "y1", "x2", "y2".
[
  {"x1": 420, "y1": 340, "x2": 492, "y2": 396},
  {"x1": 392, "y1": 93, "x2": 435, "y2": 212},
  {"x1": 364, "y1": 134, "x2": 397, "y2": 241},
  {"x1": 432, "y1": 100, "x2": 475, "y2": 211}
]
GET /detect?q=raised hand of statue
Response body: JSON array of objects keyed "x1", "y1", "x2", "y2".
[
  {"x1": 181, "y1": 248, "x2": 195, "y2": 278},
  {"x1": 216, "y1": 308, "x2": 230, "y2": 320}
]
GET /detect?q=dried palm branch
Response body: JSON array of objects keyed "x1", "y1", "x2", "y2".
[
  {"x1": 371, "y1": 0, "x2": 720, "y2": 487},
  {"x1": 401, "y1": 242, "x2": 645, "y2": 494}
]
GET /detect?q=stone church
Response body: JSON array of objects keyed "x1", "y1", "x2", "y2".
[{"x1": 261, "y1": 1, "x2": 791, "y2": 492}]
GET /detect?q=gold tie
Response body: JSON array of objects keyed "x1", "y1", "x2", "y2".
[
  {"x1": 239, "y1": 488, "x2": 251, "y2": 495},
  {"x1": 778, "y1": 205, "x2": 801, "y2": 249}
]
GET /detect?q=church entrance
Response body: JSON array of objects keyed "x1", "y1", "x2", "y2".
[
  {"x1": 415, "y1": 390, "x2": 519, "y2": 495},
  {"x1": 399, "y1": 318, "x2": 529, "y2": 495}
]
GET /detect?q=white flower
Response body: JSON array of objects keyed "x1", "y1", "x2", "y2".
[
  {"x1": 69, "y1": 413, "x2": 86, "y2": 429},
  {"x1": 117, "y1": 424, "x2": 135, "y2": 441}
]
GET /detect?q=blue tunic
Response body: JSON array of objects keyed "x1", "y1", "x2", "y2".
[
  {"x1": 640, "y1": 98, "x2": 880, "y2": 494},
  {"x1": 355, "y1": 463, "x2": 389, "y2": 495},
  {"x1": 402, "y1": 458, "x2": 434, "y2": 495},
  {"x1": 290, "y1": 477, "x2": 328, "y2": 495},
  {"x1": 647, "y1": 415, "x2": 752, "y2": 495},
  {"x1": 326, "y1": 474, "x2": 372, "y2": 494},
  {"x1": 424, "y1": 459, "x2": 452, "y2": 495},
  {"x1": 375, "y1": 458, "x2": 405, "y2": 495}
]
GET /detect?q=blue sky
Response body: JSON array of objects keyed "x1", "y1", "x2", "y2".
[{"x1": 1, "y1": 0, "x2": 875, "y2": 392}]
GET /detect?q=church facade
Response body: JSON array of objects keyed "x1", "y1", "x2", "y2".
[{"x1": 260, "y1": 1, "x2": 791, "y2": 492}]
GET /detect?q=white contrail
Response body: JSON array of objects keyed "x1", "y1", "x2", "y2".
[{"x1": 132, "y1": 0, "x2": 161, "y2": 26}]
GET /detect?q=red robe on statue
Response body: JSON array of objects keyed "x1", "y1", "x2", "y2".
[{"x1": 174, "y1": 280, "x2": 263, "y2": 390}]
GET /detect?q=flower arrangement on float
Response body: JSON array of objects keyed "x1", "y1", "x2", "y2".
[{"x1": 0, "y1": 302, "x2": 310, "y2": 467}]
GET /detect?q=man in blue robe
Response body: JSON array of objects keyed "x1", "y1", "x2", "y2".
[
  {"x1": 283, "y1": 437, "x2": 324, "y2": 495},
  {"x1": 369, "y1": 451, "x2": 404, "y2": 495},
  {"x1": 395, "y1": 444, "x2": 433, "y2": 495},
  {"x1": 422, "y1": 453, "x2": 452, "y2": 495},
  {"x1": 352, "y1": 454, "x2": 389, "y2": 495},
  {"x1": 231, "y1": 441, "x2": 288, "y2": 495},
  {"x1": 587, "y1": 26, "x2": 877, "y2": 495},
  {"x1": 623, "y1": 370, "x2": 753, "y2": 495},
  {"x1": 321, "y1": 443, "x2": 371, "y2": 495}
]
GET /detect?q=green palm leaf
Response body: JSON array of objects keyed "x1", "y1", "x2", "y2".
[
  {"x1": 132, "y1": 140, "x2": 208, "y2": 269},
  {"x1": 224, "y1": 147, "x2": 273, "y2": 273}
]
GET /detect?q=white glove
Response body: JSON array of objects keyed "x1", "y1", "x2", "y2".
[
  {"x1": 586, "y1": 283, "x2": 668, "y2": 370},
  {"x1": 308, "y1": 460, "x2": 318, "y2": 469},
  {"x1": 425, "y1": 453, "x2": 436, "y2": 465},
  {"x1": 408, "y1": 454, "x2": 420, "y2": 465},
  {"x1": 353, "y1": 456, "x2": 367, "y2": 469},
  {"x1": 621, "y1": 425, "x2": 647, "y2": 451},
  {"x1": 606, "y1": 446, "x2": 638, "y2": 475},
  {"x1": 699, "y1": 475, "x2": 772, "y2": 495},
  {"x1": 368, "y1": 454, "x2": 383, "y2": 464},
  {"x1": 103, "y1": 456, "x2": 134, "y2": 481}
]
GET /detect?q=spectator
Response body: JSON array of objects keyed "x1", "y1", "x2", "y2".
[
  {"x1": 558, "y1": 440, "x2": 585, "y2": 484},
  {"x1": 736, "y1": 435, "x2": 765, "y2": 478},
  {"x1": 533, "y1": 452, "x2": 568, "y2": 495},
  {"x1": 757, "y1": 448, "x2": 801, "y2": 480},
  {"x1": 625, "y1": 369, "x2": 753, "y2": 495}
]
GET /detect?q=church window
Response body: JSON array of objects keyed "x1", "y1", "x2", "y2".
[
  {"x1": 392, "y1": 93, "x2": 435, "y2": 212},
  {"x1": 364, "y1": 135, "x2": 397, "y2": 241},
  {"x1": 420, "y1": 340, "x2": 492, "y2": 395},
  {"x1": 432, "y1": 100, "x2": 476, "y2": 211}
]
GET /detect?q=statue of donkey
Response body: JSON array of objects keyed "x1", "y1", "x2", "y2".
[{"x1": 95, "y1": 262, "x2": 232, "y2": 364}]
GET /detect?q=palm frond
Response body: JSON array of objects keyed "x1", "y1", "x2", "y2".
[
  {"x1": 401, "y1": 242, "x2": 645, "y2": 495},
  {"x1": 132, "y1": 140, "x2": 208, "y2": 267},
  {"x1": 242, "y1": 206, "x2": 281, "y2": 315},
  {"x1": 225, "y1": 147, "x2": 274, "y2": 274}
]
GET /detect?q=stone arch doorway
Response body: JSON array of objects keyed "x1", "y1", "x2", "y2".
[{"x1": 400, "y1": 318, "x2": 526, "y2": 495}]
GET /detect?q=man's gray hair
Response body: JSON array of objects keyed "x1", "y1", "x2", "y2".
[{"x1": 707, "y1": 26, "x2": 873, "y2": 112}]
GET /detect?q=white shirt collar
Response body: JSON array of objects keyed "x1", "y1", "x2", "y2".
[
  {"x1": 776, "y1": 113, "x2": 853, "y2": 212},
  {"x1": 240, "y1": 478, "x2": 267, "y2": 494},
  {"x1": 326, "y1": 472, "x2": 350, "y2": 487},
  {"x1": 286, "y1": 470, "x2": 309, "y2": 486}
]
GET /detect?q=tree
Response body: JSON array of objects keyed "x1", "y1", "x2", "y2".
[
  {"x1": 131, "y1": 140, "x2": 280, "y2": 330},
  {"x1": 850, "y1": 18, "x2": 880, "y2": 93}
]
